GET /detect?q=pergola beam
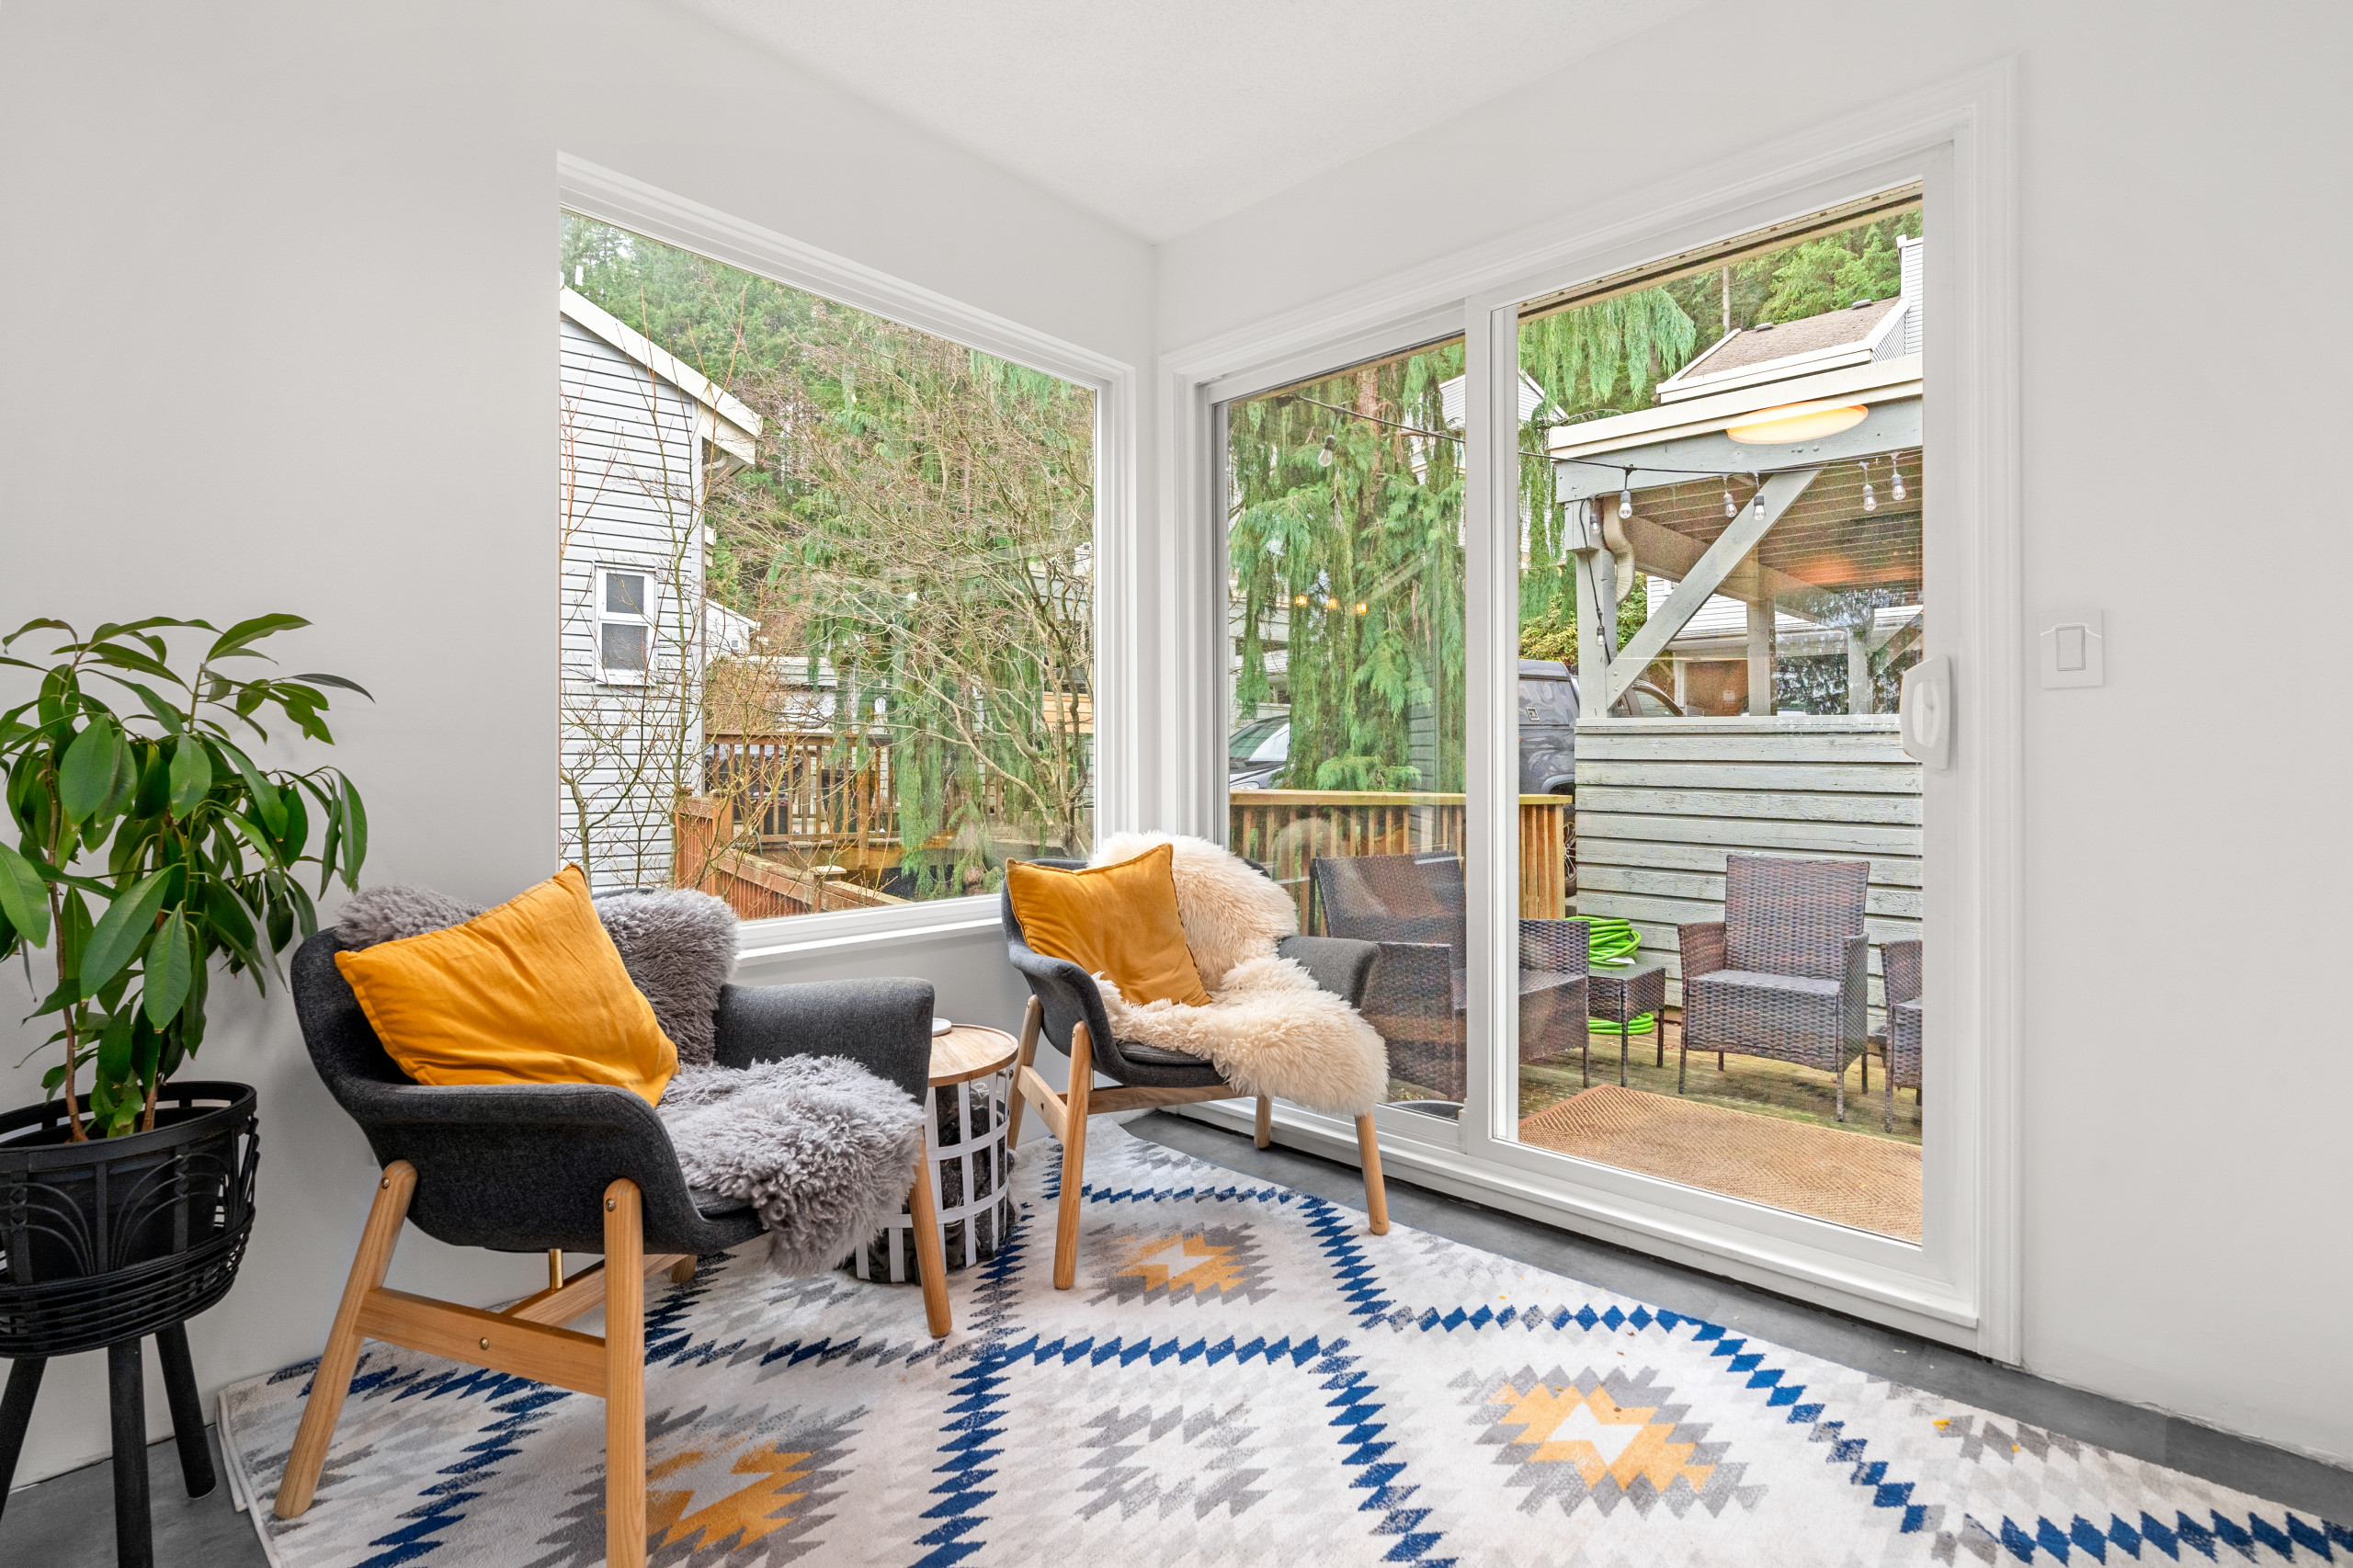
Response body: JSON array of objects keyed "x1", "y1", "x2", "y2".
[
  {"x1": 1604, "y1": 468, "x2": 1822, "y2": 707},
  {"x1": 1616, "y1": 513, "x2": 1847, "y2": 623}
]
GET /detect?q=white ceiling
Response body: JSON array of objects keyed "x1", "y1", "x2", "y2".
[{"x1": 667, "y1": 0, "x2": 1707, "y2": 243}]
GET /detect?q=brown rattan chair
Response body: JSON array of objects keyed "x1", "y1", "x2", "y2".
[
  {"x1": 1311, "y1": 852, "x2": 1588, "y2": 1100},
  {"x1": 1870, "y1": 938, "x2": 1923, "y2": 1132},
  {"x1": 1677, "y1": 855, "x2": 1871, "y2": 1119}
]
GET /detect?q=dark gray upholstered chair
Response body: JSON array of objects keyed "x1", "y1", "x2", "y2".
[
  {"x1": 1000, "y1": 858, "x2": 1391, "y2": 1290},
  {"x1": 276, "y1": 931, "x2": 943, "y2": 1568},
  {"x1": 1311, "y1": 852, "x2": 1590, "y2": 1101},
  {"x1": 1677, "y1": 854, "x2": 1872, "y2": 1119},
  {"x1": 1870, "y1": 938, "x2": 1924, "y2": 1132}
]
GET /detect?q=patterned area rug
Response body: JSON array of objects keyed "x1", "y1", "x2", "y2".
[
  {"x1": 1518, "y1": 1085, "x2": 1923, "y2": 1242},
  {"x1": 219, "y1": 1120, "x2": 2341, "y2": 1566}
]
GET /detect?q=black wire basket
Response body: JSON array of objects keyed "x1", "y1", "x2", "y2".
[{"x1": 0, "y1": 1081, "x2": 258, "y2": 1358}]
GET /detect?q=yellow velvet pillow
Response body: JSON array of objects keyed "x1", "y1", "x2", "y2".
[
  {"x1": 334, "y1": 865, "x2": 677, "y2": 1106},
  {"x1": 1006, "y1": 844, "x2": 1212, "y2": 1008}
]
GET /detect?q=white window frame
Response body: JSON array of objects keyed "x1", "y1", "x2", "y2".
[
  {"x1": 1158, "y1": 64, "x2": 2020, "y2": 1360},
  {"x1": 557, "y1": 154, "x2": 1137, "y2": 951},
  {"x1": 592, "y1": 562, "x2": 656, "y2": 687}
]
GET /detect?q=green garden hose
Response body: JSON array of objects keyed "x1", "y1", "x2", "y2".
[{"x1": 1582, "y1": 915, "x2": 1656, "y2": 1034}]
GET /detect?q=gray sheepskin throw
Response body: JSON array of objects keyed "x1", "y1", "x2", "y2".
[
  {"x1": 338, "y1": 882, "x2": 737, "y2": 1064},
  {"x1": 657, "y1": 1058, "x2": 923, "y2": 1275},
  {"x1": 1087, "y1": 832, "x2": 1389, "y2": 1117},
  {"x1": 336, "y1": 881, "x2": 922, "y2": 1275}
]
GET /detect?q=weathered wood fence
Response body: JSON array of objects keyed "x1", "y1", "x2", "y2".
[
  {"x1": 1571, "y1": 716, "x2": 1922, "y2": 1012},
  {"x1": 674, "y1": 794, "x2": 905, "y2": 919},
  {"x1": 1230, "y1": 790, "x2": 1574, "y2": 929}
]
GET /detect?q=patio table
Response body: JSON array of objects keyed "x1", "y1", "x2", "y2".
[{"x1": 1583, "y1": 959, "x2": 1668, "y2": 1087}]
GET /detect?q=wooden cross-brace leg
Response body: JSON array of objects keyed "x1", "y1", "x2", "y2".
[
  {"x1": 1005, "y1": 996, "x2": 1042, "y2": 1153},
  {"x1": 604, "y1": 1180, "x2": 646, "y2": 1568},
  {"x1": 277, "y1": 1161, "x2": 415, "y2": 1519}
]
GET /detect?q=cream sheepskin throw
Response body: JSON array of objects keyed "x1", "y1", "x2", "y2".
[{"x1": 1087, "y1": 832, "x2": 1389, "y2": 1117}]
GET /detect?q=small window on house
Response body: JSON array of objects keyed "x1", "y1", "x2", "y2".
[{"x1": 596, "y1": 568, "x2": 653, "y2": 683}]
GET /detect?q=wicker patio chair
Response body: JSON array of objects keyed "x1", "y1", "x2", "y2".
[
  {"x1": 1677, "y1": 855, "x2": 1871, "y2": 1119},
  {"x1": 1311, "y1": 852, "x2": 1588, "y2": 1100},
  {"x1": 1870, "y1": 938, "x2": 1924, "y2": 1132},
  {"x1": 1000, "y1": 859, "x2": 1390, "y2": 1292}
]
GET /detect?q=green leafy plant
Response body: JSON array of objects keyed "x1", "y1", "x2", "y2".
[{"x1": 1, "y1": 615, "x2": 369, "y2": 1138}]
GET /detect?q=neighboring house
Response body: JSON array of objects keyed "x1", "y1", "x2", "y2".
[{"x1": 557, "y1": 285, "x2": 761, "y2": 891}]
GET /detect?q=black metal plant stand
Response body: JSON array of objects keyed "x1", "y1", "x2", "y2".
[{"x1": 0, "y1": 1083, "x2": 259, "y2": 1568}]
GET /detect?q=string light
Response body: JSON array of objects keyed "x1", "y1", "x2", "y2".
[
  {"x1": 1723, "y1": 482, "x2": 1737, "y2": 519},
  {"x1": 1861, "y1": 460, "x2": 1877, "y2": 513},
  {"x1": 1619, "y1": 470, "x2": 1634, "y2": 520},
  {"x1": 1318, "y1": 435, "x2": 1336, "y2": 469},
  {"x1": 1293, "y1": 594, "x2": 1310, "y2": 607},
  {"x1": 1892, "y1": 458, "x2": 1907, "y2": 502},
  {"x1": 1751, "y1": 474, "x2": 1766, "y2": 522},
  {"x1": 1324, "y1": 597, "x2": 1340, "y2": 610},
  {"x1": 1353, "y1": 602, "x2": 1369, "y2": 615}
]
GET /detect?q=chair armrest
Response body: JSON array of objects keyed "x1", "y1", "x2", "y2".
[
  {"x1": 1518, "y1": 918, "x2": 1589, "y2": 977},
  {"x1": 1879, "y1": 938, "x2": 1923, "y2": 1007},
  {"x1": 1678, "y1": 921, "x2": 1728, "y2": 978},
  {"x1": 1277, "y1": 934, "x2": 1381, "y2": 1006},
  {"x1": 332, "y1": 1079, "x2": 708, "y2": 1255},
  {"x1": 713, "y1": 978, "x2": 934, "y2": 1105}
]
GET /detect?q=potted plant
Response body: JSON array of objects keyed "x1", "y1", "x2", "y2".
[{"x1": 0, "y1": 614, "x2": 368, "y2": 1530}]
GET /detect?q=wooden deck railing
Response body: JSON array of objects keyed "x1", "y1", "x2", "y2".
[
  {"x1": 706, "y1": 732, "x2": 896, "y2": 849},
  {"x1": 1230, "y1": 790, "x2": 1573, "y2": 926},
  {"x1": 674, "y1": 794, "x2": 905, "y2": 919}
]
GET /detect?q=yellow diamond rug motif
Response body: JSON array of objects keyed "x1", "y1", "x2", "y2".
[
  {"x1": 646, "y1": 1438, "x2": 814, "y2": 1551},
  {"x1": 1492, "y1": 1381, "x2": 1716, "y2": 1493}
]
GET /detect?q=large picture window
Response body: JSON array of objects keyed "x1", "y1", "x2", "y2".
[{"x1": 557, "y1": 212, "x2": 1097, "y2": 911}]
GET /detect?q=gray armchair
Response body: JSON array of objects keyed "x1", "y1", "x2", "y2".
[
  {"x1": 1677, "y1": 854, "x2": 1871, "y2": 1119},
  {"x1": 1001, "y1": 858, "x2": 1390, "y2": 1292},
  {"x1": 1311, "y1": 852, "x2": 1589, "y2": 1100},
  {"x1": 276, "y1": 931, "x2": 943, "y2": 1568}
]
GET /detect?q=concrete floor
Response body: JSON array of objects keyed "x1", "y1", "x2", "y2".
[{"x1": 8, "y1": 1111, "x2": 2346, "y2": 1565}]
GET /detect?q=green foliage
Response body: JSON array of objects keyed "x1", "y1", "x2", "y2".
[
  {"x1": 1227, "y1": 343, "x2": 1468, "y2": 791},
  {"x1": 564, "y1": 215, "x2": 1097, "y2": 892},
  {"x1": 0, "y1": 617, "x2": 369, "y2": 1138},
  {"x1": 1659, "y1": 211, "x2": 1921, "y2": 362}
]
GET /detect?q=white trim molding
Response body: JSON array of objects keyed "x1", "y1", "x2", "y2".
[
  {"x1": 555, "y1": 153, "x2": 1144, "y2": 948},
  {"x1": 1157, "y1": 62, "x2": 2021, "y2": 1361}
]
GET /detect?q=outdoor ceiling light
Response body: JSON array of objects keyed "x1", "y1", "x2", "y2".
[
  {"x1": 1319, "y1": 435, "x2": 1336, "y2": 468},
  {"x1": 1725, "y1": 400, "x2": 1870, "y2": 445}
]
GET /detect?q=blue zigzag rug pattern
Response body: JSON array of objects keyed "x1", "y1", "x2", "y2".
[{"x1": 220, "y1": 1121, "x2": 2345, "y2": 1566}]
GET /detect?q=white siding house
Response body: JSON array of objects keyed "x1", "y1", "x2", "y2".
[{"x1": 557, "y1": 286, "x2": 760, "y2": 891}]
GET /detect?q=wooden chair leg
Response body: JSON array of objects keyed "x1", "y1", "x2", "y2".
[
  {"x1": 1006, "y1": 996, "x2": 1042, "y2": 1152},
  {"x1": 1253, "y1": 1096, "x2": 1272, "y2": 1149},
  {"x1": 277, "y1": 1161, "x2": 415, "y2": 1519},
  {"x1": 1051, "y1": 1022, "x2": 1093, "y2": 1290},
  {"x1": 668, "y1": 1256, "x2": 699, "y2": 1286},
  {"x1": 1354, "y1": 1114, "x2": 1390, "y2": 1235},
  {"x1": 905, "y1": 1150, "x2": 952, "y2": 1336},
  {"x1": 604, "y1": 1179, "x2": 646, "y2": 1568}
]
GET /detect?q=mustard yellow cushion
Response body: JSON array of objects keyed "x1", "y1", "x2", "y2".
[
  {"x1": 334, "y1": 864, "x2": 676, "y2": 1106},
  {"x1": 1006, "y1": 845, "x2": 1212, "y2": 1008}
]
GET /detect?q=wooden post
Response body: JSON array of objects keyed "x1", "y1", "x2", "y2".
[
  {"x1": 1847, "y1": 626, "x2": 1873, "y2": 715},
  {"x1": 603, "y1": 1180, "x2": 646, "y2": 1568},
  {"x1": 1746, "y1": 596, "x2": 1776, "y2": 716}
]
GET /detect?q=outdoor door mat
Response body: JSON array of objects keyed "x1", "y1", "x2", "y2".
[
  {"x1": 219, "y1": 1119, "x2": 2336, "y2": 1565},
  {"x1": 1521, "y1": 1083, "x2": 1923, "y2": 1241}
]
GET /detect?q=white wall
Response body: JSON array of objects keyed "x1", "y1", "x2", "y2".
[
  {"x1": 0, "y1": 0, "x2": 1144, "y2": 1484},
  {"x1": 1159, "y1": 0, "x2": 2353, "y2": 1463}
]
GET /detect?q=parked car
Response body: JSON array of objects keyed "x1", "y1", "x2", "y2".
[{"x1": 1227, "y1": 662, "x2": 1681, "y2": 792}]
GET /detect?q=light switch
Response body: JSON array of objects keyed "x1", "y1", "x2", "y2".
[{"x1": 2037, "y1": 608, "x2": 2104, "y2": 688}]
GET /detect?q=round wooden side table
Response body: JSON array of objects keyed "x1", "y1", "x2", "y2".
[{"x1": 847, "y1": 1025, "x2": 1022, "y2": 1285}]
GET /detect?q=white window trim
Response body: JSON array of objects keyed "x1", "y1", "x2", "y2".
[
  {"x1": 1158, "y1": 62, "x2": 2020, "y2": 1361},
  {"x1": 592, "y1": 562, "x2": 656, "y2": 687},
  {"x1": 557, "y1": 153, "x2": 1138, "y2": 950}
]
